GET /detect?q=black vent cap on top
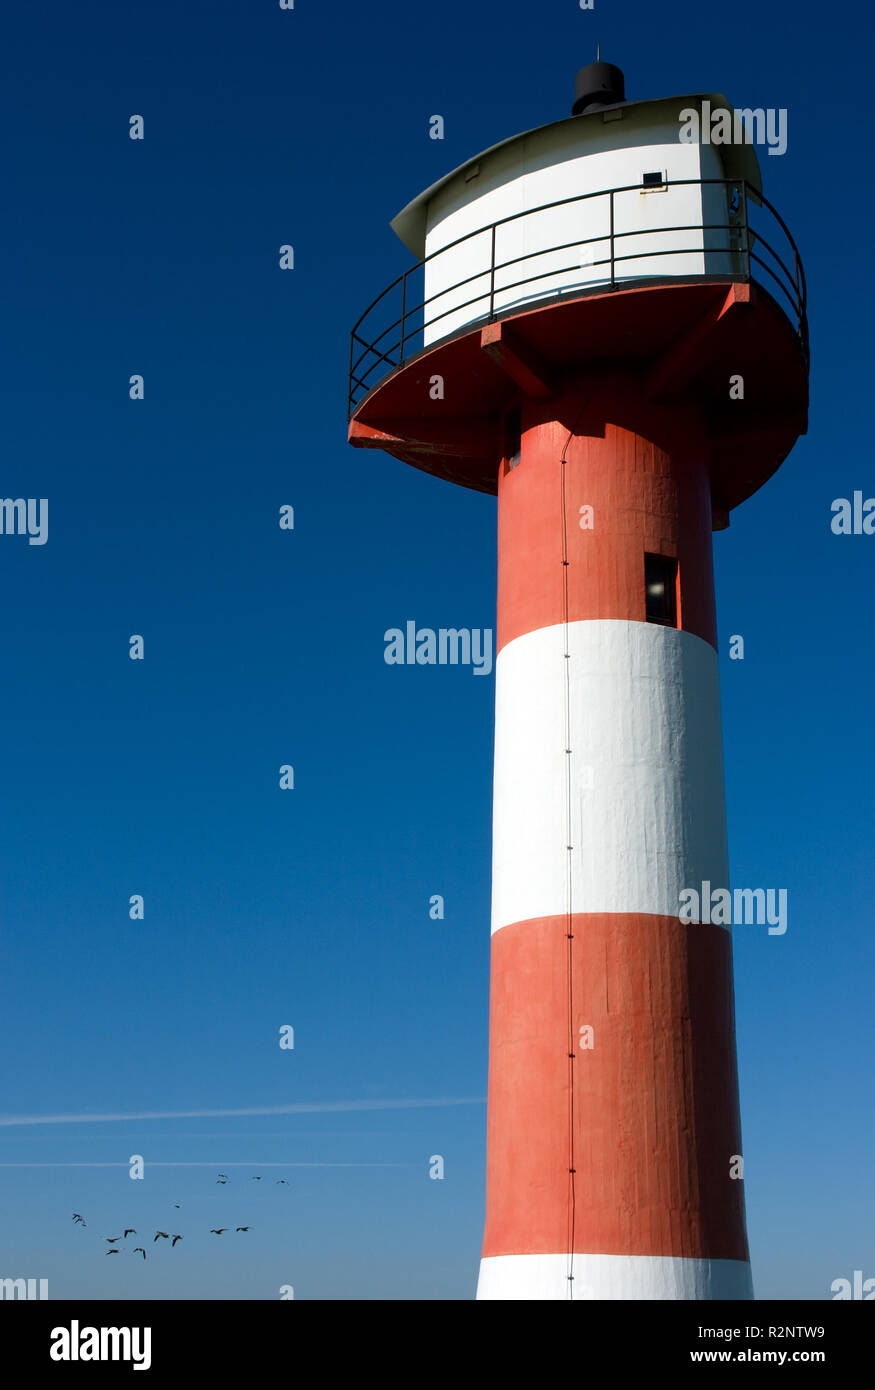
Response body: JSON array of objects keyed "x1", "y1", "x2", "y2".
[{"x1": 572, "y1": 61, "x2": 626, "y2": 115}]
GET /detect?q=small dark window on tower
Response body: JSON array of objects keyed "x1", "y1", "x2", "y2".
[
  {"x1": 645, "y1": 553, "x2": 678, "y2": 627},
  {"x1": 504, "y1": 407, "x2": 522, "y2": 470},
  {"x1": 642, "y1": 170, "x2": 666, "y2": 190}
]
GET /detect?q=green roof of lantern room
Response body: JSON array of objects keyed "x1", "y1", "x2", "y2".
[{"x1": 391, "y1": 93, "x2": 763, "y2": 256}]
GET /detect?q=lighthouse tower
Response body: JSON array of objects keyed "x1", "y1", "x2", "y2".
[{"x1": 348, "y1": 62, "x2": 808, "y2": 1300}]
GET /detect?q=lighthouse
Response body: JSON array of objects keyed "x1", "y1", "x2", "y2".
[{"x1": 348, "y1": 62, "x2": 808, "y2": 1300}]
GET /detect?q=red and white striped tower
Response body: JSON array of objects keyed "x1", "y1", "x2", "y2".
[{"x1": 348, "y1": 61, "x2": 808, "y2": 1299}]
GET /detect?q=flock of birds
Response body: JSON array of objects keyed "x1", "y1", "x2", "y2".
[{"x1": 72, "y1": 1172, "x2": 290, "y2": 1259}]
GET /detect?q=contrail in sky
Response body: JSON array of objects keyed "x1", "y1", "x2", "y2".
[
  {"x1": 0, "y1": 1097, "x2": 485, "y2": 1128},
  {"x1": 0, "y1": 1161, "x2": 417, "y2": 1168}
]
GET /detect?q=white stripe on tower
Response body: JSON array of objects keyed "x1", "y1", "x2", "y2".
[
  {"x1": 477, "y1": 1254, "x2": 753, "y2": 1301},
  {"x1": 491, "y1": 620, "x2": 729, "y2": 932}
]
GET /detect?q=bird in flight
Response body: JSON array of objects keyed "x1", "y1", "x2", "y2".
[
  {"x1": 72, "y1": 1213, "x2": 84, "y2": 1224},
  {"x1": 124, "y1": 1229, "x2": 136, "y2": 1238},
  {"x1": 252, "y1": 1175, "x2": 262, "y2": 1181},
  {"x1": 276, "y1": 1179, "x2": 288, "y2": 1185},
  {"x1": 133, "y1": 1247, "x2": 146, "y2": 1260},
  {"x1": 235, "y1": 1226, "x2": 251, "y2": 1232},
  {"x1": 171, "y1": 1235, "x2": 183, "y2": 1247},
  {"x1": 154, "y1": 1231, "x2": 170, "y2": 1242},
  {"x1": 105, "y1": 1249, "x2": 119, "y2": 1256},
  {"x1": 216, "y1": 1178, "x2": 228, "y2": 1185},
  {"x1": 210, "y1": 1228, "x2": 227, "y2": 1235},
  {"x1": 173, "y1": 1204, "x2": 181, "y2": 1209},
  {"x1": 105, "y1": 1237, "x2": 121, "y2": 1244}
]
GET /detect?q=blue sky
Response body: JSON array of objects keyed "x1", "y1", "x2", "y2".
[{"x1": 0, "y1": 0, "x2": 872, "y2": 1300}]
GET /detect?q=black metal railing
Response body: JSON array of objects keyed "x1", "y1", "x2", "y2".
[{"x1": 348, "y1": 178, "x2": 807, "y2": 417}]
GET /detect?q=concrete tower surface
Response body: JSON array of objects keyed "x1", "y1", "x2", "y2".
[{"x1": 347, "y1": 63, "x2": 809, "y2": 1300}]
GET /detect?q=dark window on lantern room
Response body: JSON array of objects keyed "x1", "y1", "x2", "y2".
[{"x1": 644, "y1": 553, "x2": 678, "y2": 627}]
